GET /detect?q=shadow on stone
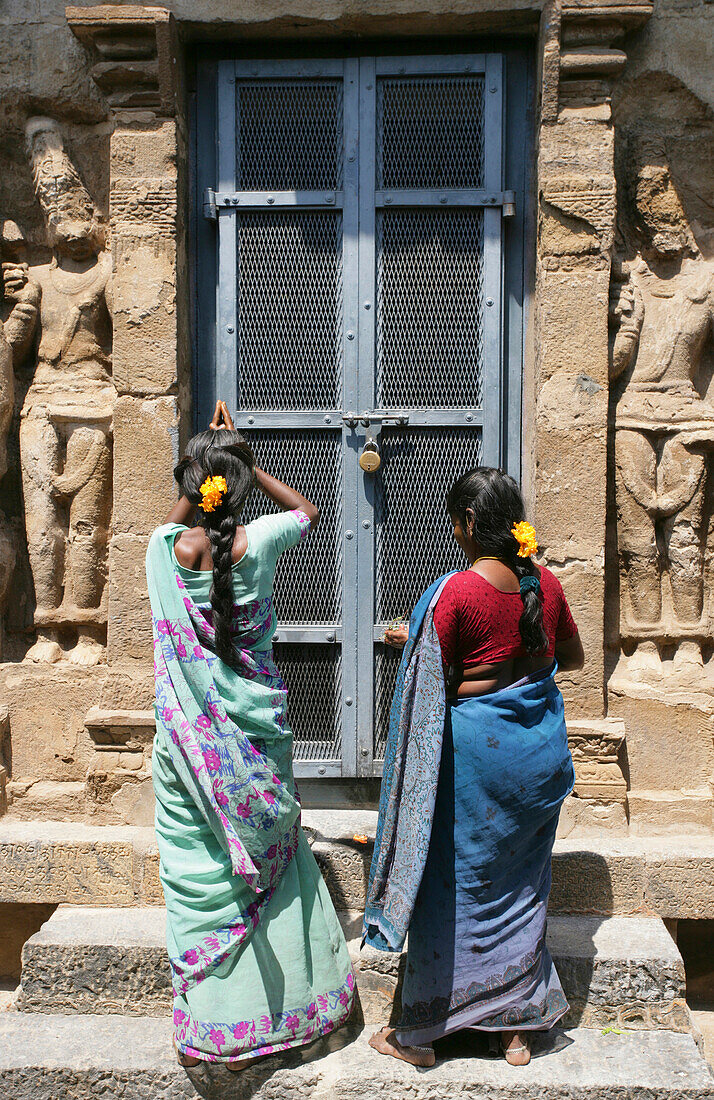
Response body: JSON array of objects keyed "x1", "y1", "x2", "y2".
[{"x1": 183, "y1": 1018, "x2": 362, "y2": 1099}]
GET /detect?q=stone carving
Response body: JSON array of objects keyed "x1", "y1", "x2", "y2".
[
  {"x1": 610, "y1": 140, "x2": 714, "y2": 684},
  {"x1": 568, "y1": 720, "x2": 627, "y2": 805},
  {"x1": 0, "y1": 220, "x2": 41, "y2": 659},
  {"x1": 14, "y1": 118, "x2": 114, "y2": 665},
  {"x1": 540, "y1": 175, "x2": 617, "y2": 267}
]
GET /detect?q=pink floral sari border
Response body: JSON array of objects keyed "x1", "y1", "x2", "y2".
[{"x1": 174, "y1": 970, "x2": 355, "y2": 1064}]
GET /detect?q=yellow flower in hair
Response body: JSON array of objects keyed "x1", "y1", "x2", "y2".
[
  {"x1": 511, "y1": 520, "x2": 538, "y2": 559},
  {"x1": 199, "y1": 475, "x2": 227, "y2": 513}
]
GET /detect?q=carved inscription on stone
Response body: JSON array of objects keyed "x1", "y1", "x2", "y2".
[{"x1": 0, "y1": 839, "x2": 134, "y2": 903}]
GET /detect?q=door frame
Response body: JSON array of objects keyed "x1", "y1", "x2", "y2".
[{"x1": 190, "y1": 43, "x2": 534, "y2": 785}]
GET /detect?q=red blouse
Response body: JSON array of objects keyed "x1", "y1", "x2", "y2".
[{"x1": 433, "y1": 566, "x2": 578, "y2": 670}]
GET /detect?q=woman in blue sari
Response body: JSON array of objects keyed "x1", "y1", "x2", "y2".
[{"x1": 364, "y1": 467, "x2": 584, "y2": 1068}]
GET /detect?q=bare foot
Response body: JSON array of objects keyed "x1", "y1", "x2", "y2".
[
  {"x1": 368, "y1": 1026, "x2": 435, "y2": 1067},
  {"x1": 226, "y1": 1060, "x2": 250, "y2": 1072},
  {"x1": 69, "y1": 630, "x2": 105, "y2": 666},
  {"x1": 501, "y1": 1030, "x2": 531, "y2": 1066},
  {"x1": 25, "y1": 631, "x2": 62, "y2": 664}
]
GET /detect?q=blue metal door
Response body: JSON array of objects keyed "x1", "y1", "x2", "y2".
[{"x1": 194, "y1": 52, "x2": 528, "y2": 778}]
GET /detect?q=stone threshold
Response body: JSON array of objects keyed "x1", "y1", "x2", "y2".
[{"x1": 0, "y1": 1017, "x2": 711, "y2": 1099}]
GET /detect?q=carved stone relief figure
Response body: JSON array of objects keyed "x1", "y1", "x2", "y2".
[
  {"x1": 0, "y1": 219, "x2": 40, "y2": 659},
  {"x1": 12, "y1": 118, "x2": 113, "y2": 665},
  {"x1": 610, "y1": 137, "x2": 714, "y2": 684}
]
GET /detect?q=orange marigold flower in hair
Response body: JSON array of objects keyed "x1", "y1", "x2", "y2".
[
  {"x1": 199, "y1": 475, "x2": 228, "y2": 513},
  {"x1": 511, "y1": 520, "x2": 538, "y2": 558}
]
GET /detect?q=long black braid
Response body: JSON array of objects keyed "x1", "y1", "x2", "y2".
[
  {"x1": 173, "y1": 429, "x2": 256, "y2": 667},
  {"x1": 446, "y1": 467, "x2": 549, "y2": 655}
]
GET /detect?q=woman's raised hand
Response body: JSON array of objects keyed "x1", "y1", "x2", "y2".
[{"x1": 209, "y1": 400, "x2": 235, "y2": 431}]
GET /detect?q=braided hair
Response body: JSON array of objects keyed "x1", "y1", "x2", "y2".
[
  {"x1": 446, "y1": 467, "x2": 548, "y2": 656},
  {"x1": 173, "y1": 429, "x2": 255, "y2": 667}
]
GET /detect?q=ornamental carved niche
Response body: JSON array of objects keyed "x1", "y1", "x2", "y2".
[
  {"x1": 5, "y1": 118, "x2": 114, "y2": 665},
  {"x1": 610, "y1": 77, "x2": 714, "y2": 688}
]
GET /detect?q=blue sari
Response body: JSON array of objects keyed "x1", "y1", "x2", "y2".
[{"x1": 364, "y1": 575, "x2": 575, "y2": 1045}]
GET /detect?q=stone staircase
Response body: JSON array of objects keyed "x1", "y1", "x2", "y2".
[{"x1": 0, "y1": 814, "x2": 713, "y2": 1097}]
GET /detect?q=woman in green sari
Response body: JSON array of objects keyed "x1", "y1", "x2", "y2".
[{"x1": 146, "y1": 401, "x2": 355, "y2": 1069}]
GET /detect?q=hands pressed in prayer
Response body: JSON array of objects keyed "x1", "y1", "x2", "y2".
[{"x1": 209, "y1": 399, "x2": 235, "y2": 431}]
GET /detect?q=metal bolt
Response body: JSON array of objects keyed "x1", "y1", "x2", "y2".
[
  {"x1": 486, "y1": 297, "x2": 494, "y2": 307},
  {"x1": 324, "y1": 415, "x2": 331, "y2": 424},
  {"x1": 267, "y1": 196, "x2": 275, "y2": 205},
  {"x1": 345, "y1": 697, "x2": 353, "y2": 706},
  {"x1": 326, "y1": 632, "x2": 335, "y2": 642},
  {"x1": 273, "y1": 633, "x2": 279, "y2": 642},
  {"x1": 318, "y1": 766, "x2": 326, "y2": 775},
  {"x1": 346, "y1": 530, "x2": 354, "y2": 540},
  {"x1": 362, "y1": 520, "x2": 370, "y2": 529},
  {"x1": 490, "y1": 85, "x2": 497, "y2": 93},
  {"x1": 385, "y1": 195, "x2": 392, "y2": 204},
  {"x1": 347, "y1": 331, "x2": 355, "y2": 341},
  {"x1": 226, "y1": 325, "x2": 234, "y2": 333},
  {"x1": 364, "y1": 301, "x2": 371, "y2": 310},
  {"x1": 465, "y1": 412, "x2": 473, "y2": 422},
  {"x1": 439, "y1": 194, "x2": 448, "y2": 204},
  {"x1": 247, "y1": 415, "x2": 255, "y2": 424},
  {"x1": 361, "y1": 748, "x2": 369, "y2": 756},
  {"x1": 325, "y1": 193, "x2": 335, "y2": 204}
]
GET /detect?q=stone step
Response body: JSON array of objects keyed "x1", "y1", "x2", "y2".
[
  {"x1": 2, "y1": 817, "x2": 714, "y2": 917},
  {"x1": 19, "y1": 907, "x2": 688, "y2": 1031},
  {"x1": 0, "y1": 1015, "x2": 711, "y2": 1099}
]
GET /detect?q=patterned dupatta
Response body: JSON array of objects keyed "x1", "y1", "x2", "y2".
[
  {"x1": 364, "y1": 572, "x2": 456, "y2": 952},
  {"x1": 146, "y1": 523, "x2": 300, "y2": 898}
]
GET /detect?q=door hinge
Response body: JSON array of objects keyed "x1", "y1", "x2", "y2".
[{"x1": 203, "y1": 188, "x2": 217, "y2": 221}]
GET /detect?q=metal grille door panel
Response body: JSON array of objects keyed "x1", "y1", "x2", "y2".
[
  {"x1": 236, "y1": 212, "x2": 343, "y2": 410},
  {"x1": 241, "y1": 430, "x2": 343, "y2": 624},
  {"x1": 236, "y1": 79, "x2": 344, "y2": 190},
  {"x1": 376, "y1": 209, "x2": 485, "y2": 408},
  {"x1": 197, "y1": 52, "x2": 522, "y2": 778},
  {"x1": 375, "y1": 428, "x2": 483, "y2": 623},
  {"x1": 377, "y1": 75, "x2": 485, "y2": 190}
]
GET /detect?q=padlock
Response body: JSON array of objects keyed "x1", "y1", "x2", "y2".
[{"x1": 359, "y1": 438, "x2": 381, "y2": 473}]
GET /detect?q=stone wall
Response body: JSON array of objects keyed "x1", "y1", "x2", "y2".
[{"x1": 0, "y1": 0, "x2": 711, "y2": 840}]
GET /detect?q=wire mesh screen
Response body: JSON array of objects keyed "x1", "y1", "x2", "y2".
[
  {"x1": 274, "y1": 642, "x2": 342, "y2": 761},
  {"x1": 374, "y1": 645, "x2": 400, "y2": 760},
  {"x1": 375, "y1": 428, "x2": 482, "y2": 623},
  {"x1": 241, "y1": 430, "x2": 342, "y2": 623},
  {"x1": 376, "y1": 209, "x2": 484, "y2": 408},
  {"x1": 376, "y1": 76, "x2": 485, "y2": 190},
  {"x1": 236, "y1": 79, "x2": 344, "y2": 191},
  {"x1": 236, "y1": 212, "x2": 343, "y2": 410}
]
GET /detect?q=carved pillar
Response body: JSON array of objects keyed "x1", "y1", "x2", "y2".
[
  {"x1": 531, "y1": 0, "x2": 651, "y2": 724},
  {"x1": 67, "y1": 7, "x2": 188, "y2": 717}
]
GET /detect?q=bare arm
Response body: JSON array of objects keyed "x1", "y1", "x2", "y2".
[
  {"x1": 254, "y1": 467, "x2": 319, "y2": 530},
  {"x1": 217, "y1": 401, "x2": 320, "y2": 530},
  {"x1": 163, "y1": 495, "x2": 197, "y2": 527},
  {"x1": 555, "y1": 632, "x2": 585, "y2": 672}
]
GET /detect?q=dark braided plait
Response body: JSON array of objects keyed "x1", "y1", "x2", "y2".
[
  {"x1": 446, "y1": 466, "x2": 548, "y2": 656},
  {"x1": 205, "y1": 508, "x2": 240, "y2": 667},
  {"x1": 173, "y1": 428, "x2": 256, "y2": 667}
]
